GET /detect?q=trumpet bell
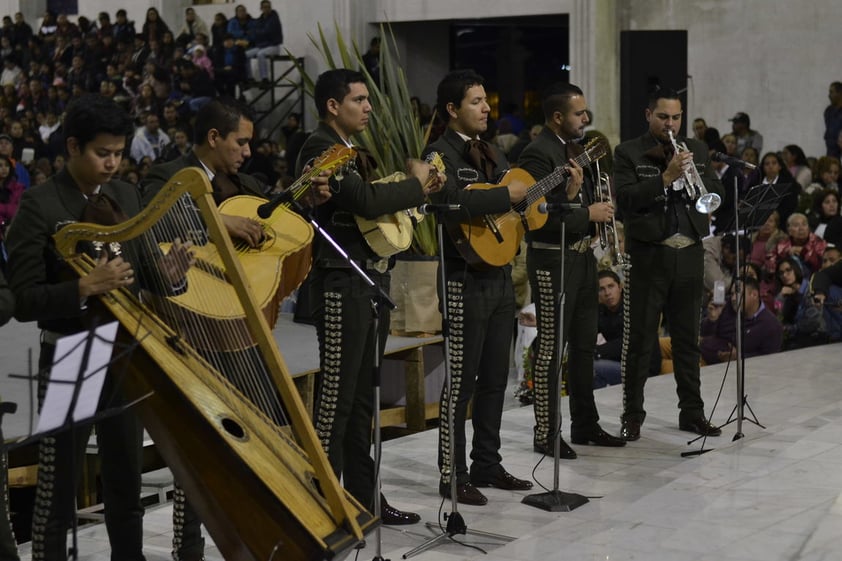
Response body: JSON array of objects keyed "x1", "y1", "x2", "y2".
[{"x1": 695, "y1": 192, "x2": 722, "y2": 213}]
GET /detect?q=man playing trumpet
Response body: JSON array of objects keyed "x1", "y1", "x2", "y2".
[
  {"x1": 614, "y1": 89, "x2": 724, "y2": 441},
  {"x1": 518, "y1": 82, "x2": 626, "y2": 457}
]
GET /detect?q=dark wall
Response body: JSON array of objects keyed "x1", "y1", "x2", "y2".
[{"x1": 620, "y1": 30, "x2": 688, "y2": 142}]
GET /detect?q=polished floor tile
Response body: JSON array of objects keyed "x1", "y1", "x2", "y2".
[{"x1": 7, "y1": 328, "x2": 842, "y2": 560}]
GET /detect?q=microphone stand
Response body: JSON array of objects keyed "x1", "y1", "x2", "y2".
[
  {"x1": 684, "y1": 176, "x2": 766, "y2": 455},
  {"x1": 287, "y1": 200, "x2": 394, "y2": 560},
  {"x1": 522, "y1": 204, "x2": 588, "y2": 512},
  {"x1": 402, "y1": 209, "x2": 514, "y2": 559}
]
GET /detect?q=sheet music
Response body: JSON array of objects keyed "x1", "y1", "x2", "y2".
[{"x1": 35, "y1": 321, "x2": 119, "y2": 434}]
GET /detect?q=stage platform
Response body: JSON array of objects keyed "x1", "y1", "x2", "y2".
[{"x1": 6, "y1": 338, "x2": 841, "y2": 560}]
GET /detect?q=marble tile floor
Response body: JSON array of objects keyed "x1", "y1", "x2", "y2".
[{"x1": 10, "y1": 341, "x2": 842, "y2": 561}]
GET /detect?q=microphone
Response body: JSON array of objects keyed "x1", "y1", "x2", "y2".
[
  {"x1": 416, "y1": 203, "x2": 462, "y2": 215},
  {"x1": 537, "y1": 202, "x2": 582, "y2": 213},
  {"x1": 257, "y1": 190, "x2": 295, "y2": 219},
  {"x1": 711, "y1": 152, "x2": 756, "y2": 170}
]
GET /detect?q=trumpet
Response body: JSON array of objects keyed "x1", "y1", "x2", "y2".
[
  {"x1": 594, "y1": 160, "x2": 625, "y2": 267},
  {"x1": 667, "y1": 130, "x2": 721, "y2": 213}
]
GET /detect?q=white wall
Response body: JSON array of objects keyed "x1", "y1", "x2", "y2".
[{"x1": 620, "y1": 0, "x2": 833, "y2": 158}]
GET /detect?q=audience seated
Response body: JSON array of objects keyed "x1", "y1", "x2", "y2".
[
  {"x1": 130, "y1": 111, "x2": 170, "y2": 163},
  {"x1": 774, "y1": 255, "x2": 810, "y2": 345},
  {"x1": 594, "y1": 270, "x2": 660, "y2": 385},
  {"x1": 782, "y1": 144, "x2": 812, "y2": 190},
  {"x1": 805, "y1": 156, "x2": 840, "y2": 195},
  {"x1": 770, "y1": 212, "x2": 827, "y2": 277},
  {"x1": 730, "y1": 111, "x2": 763, "y2": 154},
  {"x1": 748, "y1": 152, "x2": 798, "y2": 223},
  {"x1": 700, "y1": 277, "x2": 782, "y2": 365},
  {"x1": 808, "y1": 189, "x2": 842, "y2": 243}
]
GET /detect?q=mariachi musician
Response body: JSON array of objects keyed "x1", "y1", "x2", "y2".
[
  {"x1": 421, "y1": 69, "x2": 532, "y2": 507},
  {"x1": 518, "y1": 83, "x2": 626, "y2": 458},
  {"x1": 614, "y1": 88, "x2": 724, "y2": 441}
]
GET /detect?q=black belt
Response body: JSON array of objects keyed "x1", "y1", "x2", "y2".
[{"x1": 315, "y1": 257, "x2": 392, "y2": 273}]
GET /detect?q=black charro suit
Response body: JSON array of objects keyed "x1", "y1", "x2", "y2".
[
  {"x1": 141, "y1": 150, "x2": 265, "y2": 206},
  {"x1": 6, "y1": 170, "x2": 146, "y2": 561},
  {"x1": 614, "y1": 132, "x2": 724, "y2": 428},
  {"x1": 518, "y1": 128, "x2": 601, "y2": 446},
  {"x1": 296, "y1": 122, "x2": 426, "y2": 511},
  {"x1": 141, "y1": 151, "x2": 268, "y2": 561},
  {"x1": 421, "y1": 127, "x2": 517, "y2": 488}
]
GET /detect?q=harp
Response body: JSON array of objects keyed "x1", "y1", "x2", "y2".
[{"x1": 53, "y1": 167, "x2": 375, "y2": 560}]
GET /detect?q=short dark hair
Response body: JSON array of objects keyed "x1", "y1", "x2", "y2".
[
  {"x1": 436, "y1": 69, "x2": 484, "y2": 123},
  {"x1": 647, "y1": 88, "x2": 681, "y2": 110},
  {"x1": 63, "y1": 94, "x2": 133, "y2": 153},
  {"x1": 598, "y1": 269, "x2": 621, "y2": 285},
  {"x1": 540, "y1": 82, "x2": 584, "y2": 121},
  {"x1": 742, "y1": 276, "x2": 760, "y2": 293},
  {"x1": 313, "y1": 69, "x2": 366, "y2": 119},
  {"x1": 193, "y1": 98, "x2": 254, "y2": 146}
]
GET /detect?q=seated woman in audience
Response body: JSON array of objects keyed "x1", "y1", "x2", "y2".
[
  {"x1": 740, "y1": 146, "x2": 759, "y2": 180},
  {"x1": 748, "y1": 151, "x2": 799, "y2": 222},
  {"x1": 782, "y1": 144, "x2": 812, "y2": 190},
  {"x1": 774, "y1": 256, "x2": 808, "y2": 343},
  {"x1": 807, "y1": 189, "x2": 842, "y2": 242},
  {"x1": 805, "y1": 156, "x2": 840, "y2": 195},
  {"x1": 722, "y1": 132, "x2": 738, "y2": 156},
  {"x1": 769, "y1": 212, "x2": 827, "y2": 277}
]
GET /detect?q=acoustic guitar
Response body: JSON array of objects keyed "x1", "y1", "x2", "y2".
[
  {"x1": 448, "y1": 138, "x2": 608, "y2": 268},
  {"x1": 153, "y1": 145, "x2": 356, "y2": 338},
  {"x1": 355, "y1": 152, "x2": 445, "y2": 257}
]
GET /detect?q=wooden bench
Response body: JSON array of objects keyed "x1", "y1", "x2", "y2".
[{"x1": 272, "y1": 313, "x2": 444, "y2": 430}]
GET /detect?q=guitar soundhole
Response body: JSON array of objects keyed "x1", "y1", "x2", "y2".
[{"x1": 220, "y1": 416, "x2": 248, "y2": 441}]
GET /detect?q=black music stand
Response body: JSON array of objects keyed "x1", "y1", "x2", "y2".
[
  {"x1": 522, "y1": 205, "x2": 588, "y2": 512},
  {"x1": 4, "y1": 321, "x2": 150, "y2": 561},
  {"x1": 684, "y1": 182, "x2": 788, "y2": 455}
]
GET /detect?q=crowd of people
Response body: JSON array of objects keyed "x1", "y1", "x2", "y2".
[
  {"x1": 0, "y1": 4, "x2": 303, "y2": 273},
  {"x1": 2, "y1": 6, "x2": 842, "y2": 556}
]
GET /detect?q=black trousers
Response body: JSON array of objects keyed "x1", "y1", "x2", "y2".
[
  {"x1": 310, "y1": 267, "x2": 390, "y2": 510},
  {"x1": 32, "y1": 342, "x2": 145, "y2": 561},
  {"x1": 438, "y1": 264, "x2": 514, "y2": 485},
  {"x1": 622, "y1": 243, "x2": 705, "y2": 424},
  {"x1": 0, "y1": 418, "x2": 19, "y2": 561},
  {"x1": 527, "y1": 247, "x2": 600, "y2": 442}
]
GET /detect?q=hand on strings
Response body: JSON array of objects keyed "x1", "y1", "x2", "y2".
[
  {"x1": 293, "y1": 164, "x2": 333, "y2": 207},
  {"x1": 406, "y1": 159, "x2": 445, "y2": 195},
  {"x1": 813, "y1": 292, "x2": 826, "y2": 306},
  {"x1": 222, "y1": 214, "x2": 264, "y2": 248},
  {"x1": 564, "y1": 158, "x2": 584, "y2": 199},
  {"x1": 588, "y1": 201, "x2": 614, "y2": 223},
  {"x1": 79, "y1": 254, "x2": 134, "y2": 298},
  {"x1": 159, "y1": 238, "x2": 195, "y2": 285}
]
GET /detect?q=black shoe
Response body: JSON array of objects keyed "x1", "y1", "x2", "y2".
[
  {"x1": 260, "y1": 78, "x2": 271, "y2": 89},
  {"x1": 571, "y1": 425, "x2": 627, "y2": 447},
  {"x1": 679, "y1": 417, "x2": 722, "y2": 437},
  {"x1": 380, "y1": 500, "x2": 421, "y2": 525},
  {"x1": 471, "y1": 469, "x2": 533, "y2": 491},
  {"x1": 439, "y1": 480, "x2": 488, "y2": 506},
  {"x1": 620, "y1": 419, "x2": 641, "y2": 441},
  {"x1": 533, "y1": 436, "x2": 577, "y2": 459}
]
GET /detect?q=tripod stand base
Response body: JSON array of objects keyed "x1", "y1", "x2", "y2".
[{"x1": 522, "y1": 490, "x2": 589, "y2": 512}]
